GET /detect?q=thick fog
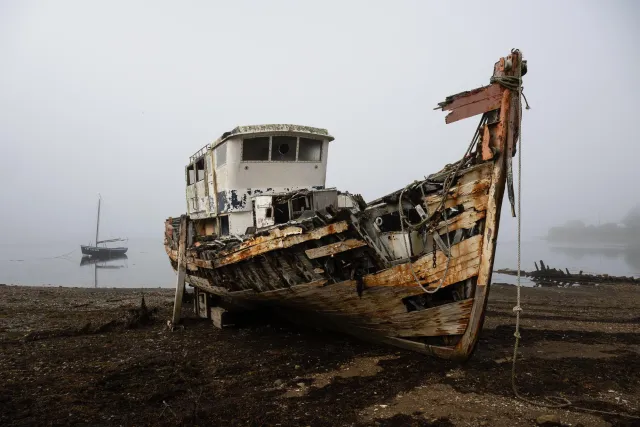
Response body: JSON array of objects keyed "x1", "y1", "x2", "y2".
[{"x1": 1, "y1": 1, "x2": 638, "y2": 245}]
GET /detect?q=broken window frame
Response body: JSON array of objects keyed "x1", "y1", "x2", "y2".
[
  {"x1": 298, "y1": 137, "x2": 323, "y2": 162},
  {"x1": 219, "y1": 215, "x2": 230, "y2": 236},
  {"x1": 195, "y1": 157, "x2": 206, "y2": 182},
  {"x1": 215, "y1": 142, "x2": 227, "y2": 168},
  {"x1": 271, "y1": 135, "x2": 297, "y2": 162},
  {"x1": 241, "y1": 136, "x2": 271, "y2": 161},
  {"x1": 240, "y1": 135, "x2": 324, "y2": 163},
  {"x1": 186, "y1": 164, "x2": 196, "y2": 185}
]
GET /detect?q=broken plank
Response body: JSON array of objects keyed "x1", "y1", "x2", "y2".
[
  {"x1": 213, "y1": 221, "x2": 349, "y2": 268},
  {"x1": 440, "y1": 84, "x2": 504, "y2": 124},
  {"x1": 305, "y1": 239, "x2": 367, "y2": 259},
  {"x1": 435, "y1": 208, "x2": 486, "y2": 234},
  {"x1": 363, "y1": 234, "x2": 482, "y2": 288}
]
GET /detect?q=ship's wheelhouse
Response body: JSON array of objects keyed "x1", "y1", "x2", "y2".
[{"x1": 184, "y1": 124, "x2": 338, "y2": 236}]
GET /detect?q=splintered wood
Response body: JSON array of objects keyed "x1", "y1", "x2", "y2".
[{"x1": 439, "y1": 84, "x2": 503, "y2": 124}]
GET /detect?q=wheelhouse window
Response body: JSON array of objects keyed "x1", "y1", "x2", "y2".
[
  {"x1": 196, "y1": 158, "x2": 205, "y2": 181},
  {"x1": 215, "y1": 142, "x2": 227, "y2": 168},
  {"x1": 271, "y1": 136, "x2": 297, "y2": 161},
  {"x1": 298, "y1": 138, "x2": 322, "y2": 161},
  {"x1": 241, "y1": 136, "x2": 323, "y2": 162},
  {"x1": 242, "y1": 137, "x2": 270, "y2": 161}
]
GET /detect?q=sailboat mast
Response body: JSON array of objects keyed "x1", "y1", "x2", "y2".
[{"x1": 95, "y1": 195, "x2": 101, "y2": 245}]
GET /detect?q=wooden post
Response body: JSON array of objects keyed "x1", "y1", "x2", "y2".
[
  {"x1": 172, "y1": 215, "x2": 189, "y2": 326},
  {"x1": 539, "y1": 260, "x2": 546, "y2": 271},
  {"x1": 534, "y1": 261, "x2": 539, "y2": 271}
]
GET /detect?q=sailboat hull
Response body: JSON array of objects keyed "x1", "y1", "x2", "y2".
[{"x1": 80, "y1": 246, "x2": 128, "y2": 258}]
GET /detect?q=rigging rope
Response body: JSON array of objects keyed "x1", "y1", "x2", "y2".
[
  {"x1": 508, "y1": 51, "x2": 570, "y2": 410},
  {"x1": 507, "y1": 51, "x2": 638, "y2": 420}
]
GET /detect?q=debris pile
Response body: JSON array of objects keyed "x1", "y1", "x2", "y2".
[{"x1": 496, "y1": 260, "x2": 638, "y2": 287}]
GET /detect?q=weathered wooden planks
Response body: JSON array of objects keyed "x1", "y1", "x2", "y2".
[
  {"x1": 305, "y1": 239, "x2": 367, "y2": 259},
  {"x1": 439, "y1": 84, "x2": 503, "y2": 124},
  {"x1": 363, "y1": 234, "x2": 482, "y2": 289},
  {"x1": 166, "y1": 221, "x2": 351, "y2": 268},
  {"x1": 424, "y1": 162, "x2": 492, "y2": 212},
  {"x1": 339, "y1": 299, "x2": 473, "y2": 337},
  {"x1": 435, "y1": 208, "x2": 486, "y2": 234},
  {"x1": 225, "y1": 277, "x2": 472, "y2": 337},
  {"x1": 213, "y1": 221, "x2": 349, "y2": 268}
]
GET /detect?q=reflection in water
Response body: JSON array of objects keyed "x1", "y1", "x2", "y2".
[
  {"x1": 550, "y1": 245, "x2": 640, "y2": 274},
  {"x1": 80, "y1": 255, "x2": 128, "y2": 287}
]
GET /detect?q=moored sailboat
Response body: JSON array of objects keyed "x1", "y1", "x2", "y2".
[{"x1": 81, "y1": 195, "x2": 128, "y2": 258}]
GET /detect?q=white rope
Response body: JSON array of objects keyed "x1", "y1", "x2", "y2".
[
  {"x1": 508, "y1": 66, "x2": 639, "y2": 418},
  {"x1": 508, "y1": 51, "x2": 570, "y2": 409}
]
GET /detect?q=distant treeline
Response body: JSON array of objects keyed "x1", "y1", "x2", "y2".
[{"x1": 546, "y1": 206, "x2": 640, "y2": 245}]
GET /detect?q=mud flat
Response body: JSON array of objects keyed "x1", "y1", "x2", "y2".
[{"x1": 0, "y1": 283, "x2": 638, "y2": 426}]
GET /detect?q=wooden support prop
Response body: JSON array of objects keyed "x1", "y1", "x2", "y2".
[
  {"x1": 534, "y1": 261, "x2": 539, "y2": 271},
  {"x1": 171, "y1": 215, "x2": 189, "y2": 326}
]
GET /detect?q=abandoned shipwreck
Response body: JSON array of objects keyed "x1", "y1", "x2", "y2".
[{"x1": 165, "y1": 50, "x2": 527, "y2": 360}]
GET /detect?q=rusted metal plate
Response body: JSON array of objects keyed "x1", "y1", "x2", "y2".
[{"x1": 304, "y1": 239, "x2": 366, "y2": 259}]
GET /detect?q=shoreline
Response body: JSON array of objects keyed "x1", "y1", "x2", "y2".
[{"x1": 1, "y1": 283, "x2": 638, "y2": 426}]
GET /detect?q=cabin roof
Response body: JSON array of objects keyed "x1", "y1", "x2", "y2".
[{"x1": 212, "y1": 124, "x2": 334, "y2": 148}]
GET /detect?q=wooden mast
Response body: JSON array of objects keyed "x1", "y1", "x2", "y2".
[{"x1": 95, "y1": 194, "x2": 101, "y2": 246}]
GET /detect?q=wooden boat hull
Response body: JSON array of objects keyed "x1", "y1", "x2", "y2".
[
  {"x1": 164, "y1": 50, "x2": 525, "y2": 361},
  {"x1": 166, "y1": 161, "x2": 495, "y2": 360}
]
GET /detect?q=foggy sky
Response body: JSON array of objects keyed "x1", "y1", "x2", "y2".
[{"x1": 1, "y1": 1, "x2": 638, "y2": 245}]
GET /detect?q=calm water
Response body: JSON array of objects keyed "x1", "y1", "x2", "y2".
[
  {"x1": 1, "y1": 238, "x2": 638, "y2": 288},
  {"x1": 0, "y1": 238, "x2": 174, "y2": 288}
]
